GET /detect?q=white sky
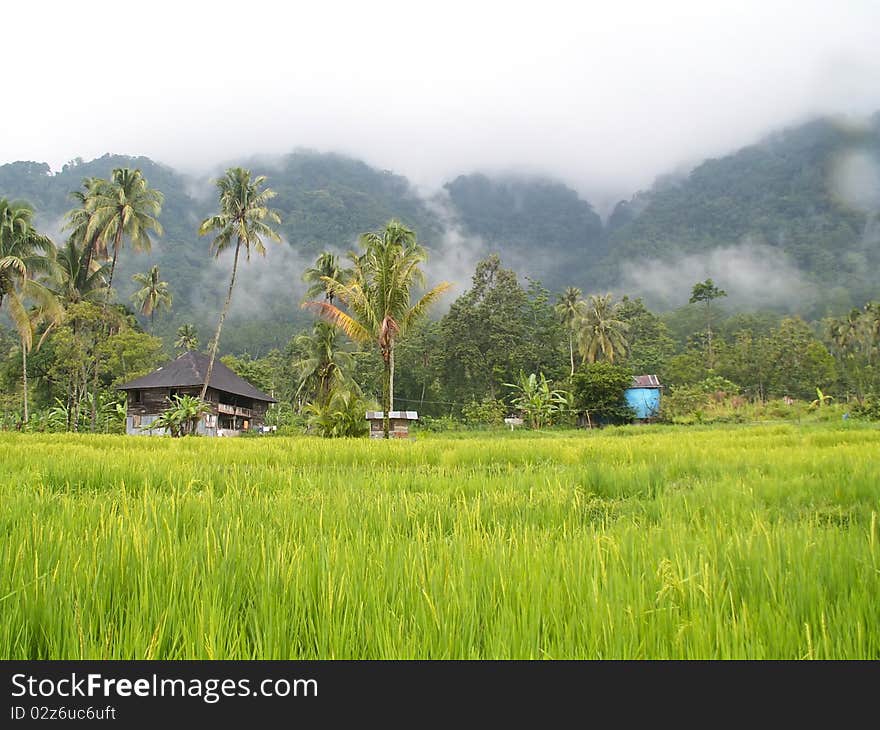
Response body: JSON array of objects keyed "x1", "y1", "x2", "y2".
[{"x1": 5, "y1": 0, "x2": 880, "y2": 201}]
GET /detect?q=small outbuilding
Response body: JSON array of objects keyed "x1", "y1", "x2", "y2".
[
  {"x1": 625, "y1": 374, "x2": 662, "y2": 421},
  {"x1": 117, "y1": 351, "x2": 277, "y2": 436},
  {"x1": 365, "y1": 411, "x2": 418, "y2": 439}
]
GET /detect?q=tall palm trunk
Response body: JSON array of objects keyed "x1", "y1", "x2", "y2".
[
  {"x1": 569, "y1": 333, "x2": 575, "y2": 378},
  {"x1": 90, "y1": 230, "x2": 123, "y2": 431},
  {"x1": 106, "y1": 228, "x2": 123, "y2": 294},
  {"x1": 381, "y1": 349, "x2": 391, "y2": 440},
  {"x1": 21, "y1": 343, "x2": 28, "y2": 425},
  {"x1": 389, "y1": 343, "x2": 395, "y2": 413},
  {"x1": 201, "y1": 238, "x2": 242, "y2": 402},
  {"x1": 380, "y1": 340, "x2": 396, "y2": 439}
]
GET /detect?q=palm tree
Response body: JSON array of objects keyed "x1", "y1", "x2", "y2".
[
  {"x1": 303, "y1": 251, "x2": 348, "y2": 304},
  {"x1": 198, "y1": 167, "x2": 282, "y2": 401},
  {"x1": 63, "y1": 178, "x2": 108, "y2": 273},
  {"x1": 292, "y1": 321, "x2": 354, "y2": 407},
  {"x1": 86, "y1": 168, "x2": 164, "y2": 295},
  {"x1": 0, "y1": 200, "x2": 61, "y2": 423},
  {"x1": 303, "y1": 219, "x2": 450, "y2": 438},
  {"x1": 131, "y1": 265, "x2": 172, "y2": 328},
  {"x1": 175, "y1": 324, "x2": 199, "y2": 353},
  {"x1": 52, "y1": 237, "x2": 109, "y2": 306},
  {"x1": 555, "y1": 286, "x2": 583, "y2": 377},
  {"x1": 577, "y1": 293, "x2": 629, "y2": 365}
]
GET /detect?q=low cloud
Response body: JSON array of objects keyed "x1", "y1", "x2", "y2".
[{"x1": 618, "y1": 239, "x2": 816, "y2": 312}]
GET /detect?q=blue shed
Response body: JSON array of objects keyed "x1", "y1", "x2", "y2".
[{"x1": 625, "y1": 374, "x2": 662, "y2": 420}]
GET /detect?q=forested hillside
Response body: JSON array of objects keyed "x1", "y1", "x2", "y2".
[
  {"x1": 443, "y1": 173, "x2": 606, "y2": 290},
  {"x1": 1, "y1": 113, "x2": 879, "y2": 353},
  {"x1": 603, "y1": 114, "x2": 880, "y2": 313}
]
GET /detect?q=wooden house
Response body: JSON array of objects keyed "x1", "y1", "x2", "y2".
[
  {"x1": 365, "y1": 410, "x2": 418, "y2": 439},
  {"x1": 117, "y1": 351, "x2": 277, "y2": 436}
]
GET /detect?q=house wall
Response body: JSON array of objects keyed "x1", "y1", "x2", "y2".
[
  {"x1": 625, "y1": 387, "x2": 661, "y2": 420},
  {"x1": 125, "y1": 387, "x2": 269, "y2": 436}
]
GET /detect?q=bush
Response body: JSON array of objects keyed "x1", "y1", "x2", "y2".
[
  {"x1": 658, "y1": 386, "x2": 711, "y2": 424},
  {"x1": 571, "y1": 362, "x2": 635, "y2": 425},
  {"x1": 416, "y1": 415, "x2": 465, "y2": 432},
  {"x1": 462, "y1": 397, "x2": 507, "y2": 426},
  {"x1": 850, "y1": 397, "x2": 880, "y2": 421},
  {"x1": 304, "y1": 387, "x2": 372, "y2": 438}
]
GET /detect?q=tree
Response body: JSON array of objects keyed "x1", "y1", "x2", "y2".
[
  {"x1": 767, "y1": 318, "x2": 837, "y2": 400},
  {"x1": 0, "y1": 200, "x2": 61, "y2": 423},
  {"x1": 63, "y1": 178, "x2": 107, "y2": 275},
  {"x1": 437, "y1": 256, "x2": 565, "y2": 411},
  {"x1": 689, "y1": 278, "x2": 727, "y2": 368},
  {"x1": 303, "y1": 219, "x2": 450, "y2": 438},
  {"x1": 86, "y1": 168, "x2": 164, "y2": 295},
  {"x1": 175, "y1": 324, "x2": 199, "y2": 353},
  {"x1": 576, "y1": 293, "x2": 629, "y2": 364},
  {"x1": 198, "y1": 168, "x2": 282, "y2": 402},
  {"x1": 291, "y1": 321, "x2": 354, "y2": 408},
  {"x1": 131, "y1": 265, "x2": 172, "y2": 328},
  {"x1": 616, "y1": 296, "x2": 676, "y2": 375},
  {"x1": 555, "y1": 286, "x2": 583, "y2": 377},
  {"x1": 302, "y1": 251, "x2": 348, "y2": 304},
  {"x1": 571, "y1": 362, "x2": 635, "y2": 426},
  {"x1": 52, "y1": 237, "x2": 109, "y2": 306}
]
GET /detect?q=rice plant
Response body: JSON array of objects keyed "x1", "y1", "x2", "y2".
[{"x1": 1, "y1": 423, "x2": 878, "y2": 659}]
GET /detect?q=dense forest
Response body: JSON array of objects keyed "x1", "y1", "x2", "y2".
[{"x1": 1, "y1": 113, "x2": 879, "y2": 434}]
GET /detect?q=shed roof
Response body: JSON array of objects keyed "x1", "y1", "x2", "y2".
[
  {"x1": 630, "y1": 374, "x2": 661, "y2": 388},
  {"x1": 365, "y1": 411, "x2": 419, "y2": 420},
  {"x1": 117, "y1": 351, "x2": 277, "y2": 403}
]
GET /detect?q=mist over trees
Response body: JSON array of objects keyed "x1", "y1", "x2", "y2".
[{"x1": 1, "y1": 112, "x2": 880, "y2": 432}]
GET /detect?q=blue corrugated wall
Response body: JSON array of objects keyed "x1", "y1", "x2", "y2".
[{"x1": 625, "y1": 387, "x2": 661, "y2": 420}]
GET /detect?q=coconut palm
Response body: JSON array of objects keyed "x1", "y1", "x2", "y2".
[
  {"x1": 86, "y1": 168, "x2": 164, "y2": 295},
  {"x1": 63, "y1": 177, "x2": 108, "y2": 272},
  {"x1": 303, "y1": 251, "x2": 349, "y2": 304},
  {"x1": 576, "y1": 293, "x2": 629, "y2": 364},
  {"x1": 131, "y1": 265, "x2": 172, "y2": 328},
  {"x1": 0, "y1": 200, "x2": 62, "y2": 422},
  {"x1": 175, "y1": 324, "x2": 199, "y2": 353},
  {"x1": 303, "y1": 219, "x2": 450, "y2": 438},
  {"x1": 53, "y1": 237, "x2": 109, "y2": 306},
  {"x1": 198, "y1": 167, "x2": 282, "y2": 401},
  {"x1": 555, "y1": 286, "x2": 583, "y2": 377}
]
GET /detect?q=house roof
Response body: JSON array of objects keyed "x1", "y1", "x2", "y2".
[
  {"x1": 117, "y1": 351, "x2": 277, "y2": 403},
  {"x1": 630, "y1": 374, "x2": 661, "y2": 388}
]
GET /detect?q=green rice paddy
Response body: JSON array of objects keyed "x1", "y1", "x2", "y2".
[{"x1": 1, "y1": 423, "x2": 878, "y2": 659}]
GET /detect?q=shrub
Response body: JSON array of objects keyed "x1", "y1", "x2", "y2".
[
  {"x1": 571, "y1": 362, "x2": 635, "y2": 425},
  {"x1": 304, "y1": 387, "x2": 371, "y2": 438},
  {"x1": 850, "y1": 397, "x2": 880, "y2": 421},
  {"x1": 462, "y1": 397, "x2": 507, "y2": 427}
]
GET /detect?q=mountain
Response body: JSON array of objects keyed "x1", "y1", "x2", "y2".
[
  {"x1": 442, "y1": 173, "x2": 605, "y2": 289},
  {"x1": 1, "y1": 113, "x2": 879, "y2": 353},
  {"x1": 602, "y1": 114, "x2": 880, "y2": 313}
]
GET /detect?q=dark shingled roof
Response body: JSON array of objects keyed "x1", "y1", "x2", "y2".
[{"x1": 117, "y1": 351, "x2": 277, "y2": 403}]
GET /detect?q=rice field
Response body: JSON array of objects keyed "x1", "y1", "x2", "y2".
[{"x1": 1, "y1": 423, "x2": 878, "y2": 659}]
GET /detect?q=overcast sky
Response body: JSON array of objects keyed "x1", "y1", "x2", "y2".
[{"x1": 5, "y1": 0, "x2": 880, "y2": 202}]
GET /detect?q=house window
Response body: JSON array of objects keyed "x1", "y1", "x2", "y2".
[{"x1": 132, "y1": 390, "x2": 143, "y2": 404}]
